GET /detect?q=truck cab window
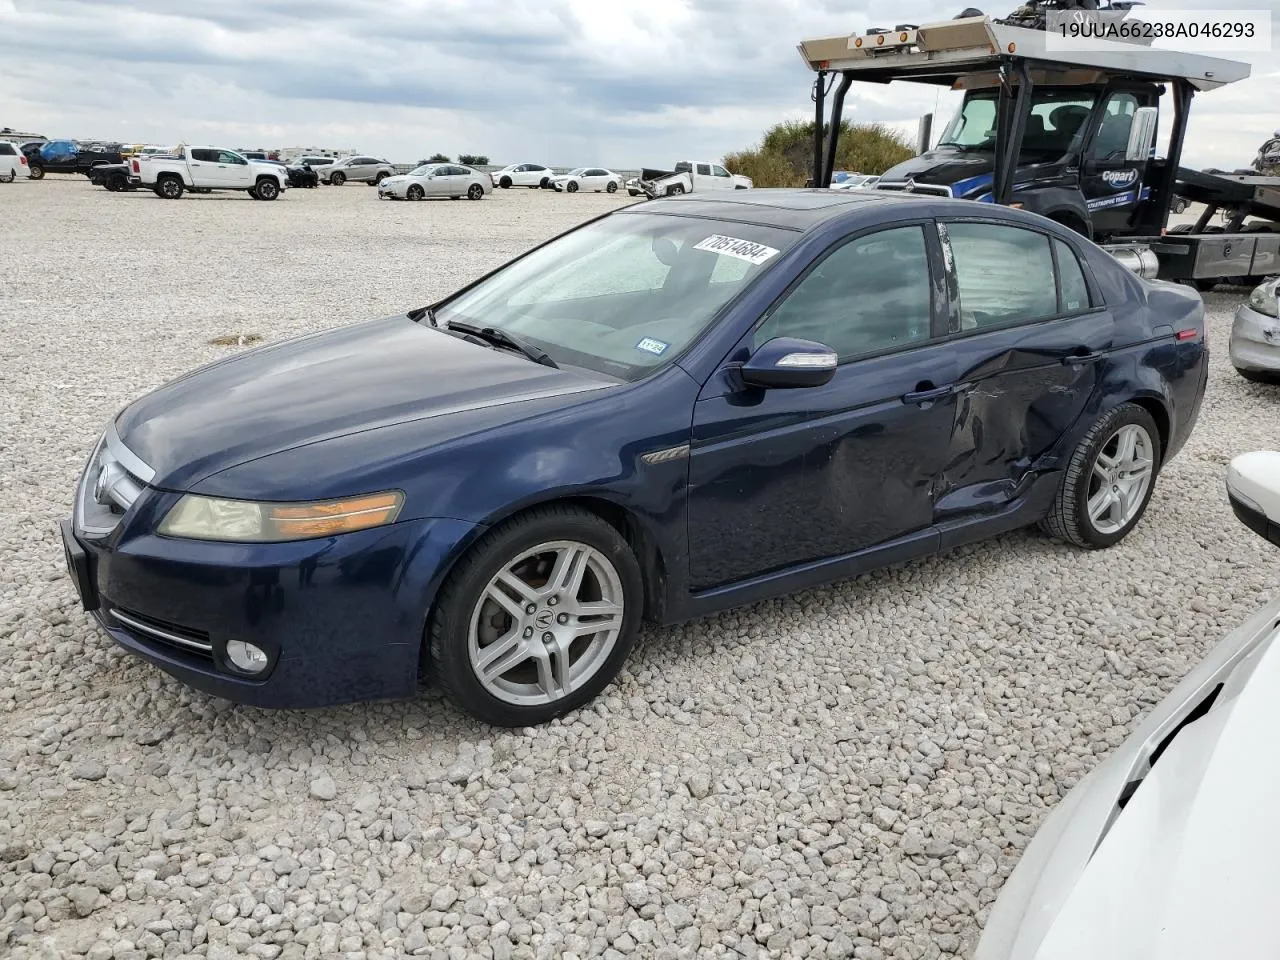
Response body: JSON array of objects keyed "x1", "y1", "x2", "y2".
[
  {"x1": 1090, "y1": 93, "x2": 1140, "y2": 161},
  {"x1": 696, "y1": 163, "x2": 712, "y2": 176},
  {"x1": 712, "y1": 165, "x2": 731, "y2": 178}
]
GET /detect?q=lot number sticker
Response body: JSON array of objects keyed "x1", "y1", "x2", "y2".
[{"x1": 693, "y1": 235, "x2": 780, "y2": 266}]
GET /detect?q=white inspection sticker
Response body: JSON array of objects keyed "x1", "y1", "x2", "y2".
[{"x1": 692, "y1": 234, "x2": 780, "y2": 266}]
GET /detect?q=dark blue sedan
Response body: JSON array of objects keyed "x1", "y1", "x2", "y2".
[{"x1": 62, "y1": 190, "x2": 1208, "y2": 726}]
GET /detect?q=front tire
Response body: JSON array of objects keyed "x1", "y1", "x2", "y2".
[
  {"x1": 428, "y1": 506, "x2": 643, "y2": 727},
  {"x1": 499, "y1": 176, "x2": 512, "y2": 188},
  {"x1": 1040, "y1": 403, "x2": 1161, "y2": 549},
  {"x1": 406, "y1": 184, "x2": 424, "y2": 201},
  {"x1": 329, "y1": 171, "x2": 345, "y2": 186},
  {"x1": 254, "y1": 178, "x2": 280, "y2": 201},
  {"x1": 566, "y1": 181, "x2": 578, "y2": 193}
]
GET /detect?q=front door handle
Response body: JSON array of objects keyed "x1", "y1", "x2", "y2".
[
  {"x1": 902, "y1": 383, "x2": 955, "y2": 405},
  {"x1": 1063, "y1": 351, "x2": 1103, "y2": 366}
]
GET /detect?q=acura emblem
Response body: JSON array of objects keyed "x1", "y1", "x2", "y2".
[{"x1": 535, "y1": 610, "x2": 554, "y2": 629}]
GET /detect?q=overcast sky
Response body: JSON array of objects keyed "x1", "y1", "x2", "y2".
[{"x1": 0, "y1": 0, "x2": 1276, "y2": 169}]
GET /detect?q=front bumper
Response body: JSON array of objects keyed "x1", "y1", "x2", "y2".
[
  {"x1": 1230, "y1": 302, "x2": 1280, "y2": 373},
  {"x1": 974, "y1": 594, "x2": 1280, "y2": 959},
  {"x1": 63, "y1": 507, "x2": 479, "y2": 709}
]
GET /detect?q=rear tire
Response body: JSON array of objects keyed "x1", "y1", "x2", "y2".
[
  {"x1": 28, "y1": 164, "x2": 44, "y2": 181},
  {"x1": 467, "y1": 183, "x2": 483, "y2": 200},
  {"x1": 606, "y1": 181, "x2": 617, "y2": 193},
  {"x1": 156, "y1": 176, "x2": 184, "y2": 199},
  {"x1": 427, "y1": 505, "x2": 643, "y2": 727},
  {"x1": 1039, "y1": 403, "x2": 1162, "y2": 549}
]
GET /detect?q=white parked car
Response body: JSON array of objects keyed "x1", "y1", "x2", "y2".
[
  {"x1": 376, "y1": 163, "x2": 490, "y2": 201},
  {"x1": 490, "y1": 163, "x2": 554, "y2": 189},
  {"x1": 974, "y1": 449, "x2": 1280, "y2": 960},
  {"x1": 550, "y1": 167, "x2": 621, "y2": 193},
  {"x1": 0, "y1": 140, "x2": 29, "y2": 181},
  {"x1": 1231, "y1": 276, "x2": 1280, "y2": 383}
]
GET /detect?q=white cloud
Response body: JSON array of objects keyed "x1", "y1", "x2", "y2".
[{"x1": 0, "y1": 0, "x2": 1275, "y2": 170}]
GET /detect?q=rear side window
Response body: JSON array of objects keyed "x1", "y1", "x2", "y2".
[
  {"x1": 190, "y1": 148, "x2": 219, "y2": 162},
  {"x1": 945, "y1": 222, "x2": 1058, "y2": 330},
  {"x1": 0, "y1": 143, "x2": 14, "y2": 155},
  {"x1": 696, "y1": 163, "x2": 711, "y2": 176},
  {"x1": 1055, "y1": 239, "x2": 1092, "y2": 312}
]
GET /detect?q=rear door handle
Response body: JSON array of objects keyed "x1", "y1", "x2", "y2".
[
  {"x1": 1063, "y1": 351, "x2": 1103, "y2": 366},
  {"x1": 902, "y1": 383, "x2": 955, "y2": 405}
]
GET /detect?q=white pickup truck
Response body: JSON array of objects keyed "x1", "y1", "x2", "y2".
[
  {"x1": 638, "y1": 161, "x2": 752, "y2": 198},
  {"x1": 131, "y1": 146, "x2": 289, "y2": 200}
]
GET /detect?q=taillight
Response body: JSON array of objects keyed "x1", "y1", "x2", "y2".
[
  {"x1": 1176, "y1": 328, "x2": 1199, "y2": 341},
  {"x1": 131, "y1": 160, "x2": 139, "y2": 173},
  {"x1": 19, "y1": 156, "x2": 27, "y2": 165}
]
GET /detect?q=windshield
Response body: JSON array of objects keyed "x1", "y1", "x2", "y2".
[
  {"x1": 435, "y1": 212, "x2": 797, "y2": 380},
  {"x1": 410, "y1": 164, "x2": 440, "y2": 176},
  {"x1": 939, "y1": 88, "x2": 1098, "y2": 160},
  {"x1": 568, "y1": 167, "x2": 585, "y2": 175}
]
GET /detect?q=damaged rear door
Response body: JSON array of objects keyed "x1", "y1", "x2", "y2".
[{"x1": 933, "y1": 219, "x2": 1114, "y2": 519}]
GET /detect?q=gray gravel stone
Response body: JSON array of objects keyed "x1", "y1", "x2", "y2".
[{"x1": 0, "y1": 185, "x2": 1268, "y2": 960}]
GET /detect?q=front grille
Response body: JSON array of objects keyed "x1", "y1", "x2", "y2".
[
  {"x1": 874, "y1": 180, "x2": 953, "y2": 197},
  {"x1": 109, "y1": 606, "x2": 213, "y2": 659},
  {"x1": 75, "y1": 423, "x2": 154, "y2": 537}
]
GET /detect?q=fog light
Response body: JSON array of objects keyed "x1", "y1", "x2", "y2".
[{"x1": 226, "y1": 640, "x2": 269, "y2": 674}]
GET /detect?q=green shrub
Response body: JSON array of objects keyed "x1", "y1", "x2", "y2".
[
  {"x1": 725, "y1": 120, "x2": 914, "y2": 187},
  {"x1": 458, "y1": 154, "x2": 490, "y2": 166}
]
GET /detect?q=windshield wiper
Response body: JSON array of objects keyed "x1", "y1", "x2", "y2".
[{"x1": 446, "y1": 321, "x2": 559, "y2": 369}]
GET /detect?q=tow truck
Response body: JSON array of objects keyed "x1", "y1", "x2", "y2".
[{"x1": 798, "y1": 11, "x2": 1280, "y2": 289}]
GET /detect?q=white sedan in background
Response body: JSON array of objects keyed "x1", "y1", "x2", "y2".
[
  {"x1": 975, "y1": 449, "x2": 1280, "y2": 960},
  {"x1": 490, "y1": 163, "x2": 553, "y2": 189},
  {"x1": 377, "y1": 163, "x2": 491, "y2": 201},
  {"x1": 550, "y1": 167, "x2": 621, "y2": 193}
]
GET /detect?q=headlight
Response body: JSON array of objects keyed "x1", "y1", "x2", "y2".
[
  {"x1": 1248, "y1": 280, "x2": 1280, "y2": 318},
  {"x1": 158, "y1": 491, "x2": 404, "y2": 542}
]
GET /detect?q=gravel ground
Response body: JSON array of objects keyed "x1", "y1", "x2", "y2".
[{"x1": 1, "y1": 176, "x2": 1278, "y2": 960}]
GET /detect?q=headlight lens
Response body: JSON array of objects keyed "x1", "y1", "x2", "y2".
[
  {"x1": 1248, "y1": 280, "x2": 1280, "y2": 318},
  {"x1": 158, "y1": 491, "x2": 404, "y2": 542}
]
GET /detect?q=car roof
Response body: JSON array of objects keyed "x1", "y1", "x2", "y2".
[{"x1": 619, "y1": 188, "x2": 1061, "y2": 233}]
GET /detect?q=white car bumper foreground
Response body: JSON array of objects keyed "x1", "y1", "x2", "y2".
[
  {"x1": 975, "y1": 594, "x2": 1280, "y2": 960},
  {"x1": 1230, "y1": 301, "x2": 1280, "y2": 374}
]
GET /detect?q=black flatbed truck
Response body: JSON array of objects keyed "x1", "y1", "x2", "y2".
[{"x1": 798, "y1": 14, "x2": 1280, "y2": 288}]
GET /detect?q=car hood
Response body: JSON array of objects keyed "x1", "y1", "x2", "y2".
[
  {"x1": 115, "y1": 316, "x2": 612, "y2": 491},
  {"x1": 380, "y1": 175, "x2": 409, "y2": 185},
  {"x1": 1027, "y1": 622, "x2": 1280, "y2": 960},
  {"x1": 974, "y1": 597, "x2": 1280, "y2": 960}
]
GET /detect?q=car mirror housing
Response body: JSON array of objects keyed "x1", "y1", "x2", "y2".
[
  {"x1": 739, "y1": 337, "x2": 838, "y2": 389},
  {"x1": 1227, "y1": 451, "x2": 1280, "y2": 549}
]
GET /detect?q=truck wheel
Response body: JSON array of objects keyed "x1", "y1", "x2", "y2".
[
  {"x1": 28, "y1": 164, "x2": 44, "y2": 181},
  {"x1": 254, "y1": 178, "x2": 280, "y2": 201},
  {"x1": 329, "y1": 172, "x2": 345, "y2": 186},
  {"x1": 157, "y1": 176, "x2": 184, "y2": 199},
  {"x1": 106, "y1": 173, "x2": 127, "y2": 192},
  {"x1": 666, "y1": 184, "x2": 685, "y2": 196}
]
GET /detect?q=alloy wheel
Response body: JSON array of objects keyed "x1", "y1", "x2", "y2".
[
  {"x1": 467, "y1": 541, "x2": 625, "y2": 707},
  {"x1": 1086, "y1": 423, "x2": 1155, "y2": 535}
]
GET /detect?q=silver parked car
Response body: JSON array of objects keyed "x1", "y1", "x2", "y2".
[
  {"x1": 1231, "y1": 276, "x2": 1280, "y2": 383},
  {"x1": 322, "y1": 155, "x2": 395, "y2": 186},
  {"x1": 376, "y1": 163, "x2": 491, "y2": 201}
]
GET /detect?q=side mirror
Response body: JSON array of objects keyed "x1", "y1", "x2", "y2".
[
  {"x1": 739, "y1": 337, "x2": 837, "y2": 389},
  {"x1": 1125, "y1": 106, "x2": 1159, "y2": 162},
  {"x1": 1227, "y1": 451, "x2": 1280, "y2": 548}
]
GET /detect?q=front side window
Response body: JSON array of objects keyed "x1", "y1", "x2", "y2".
[
  {"x1": 754, "y1": 226, "x2": 933, "y2": 360},
  {"x1": 945, "y1": 222, "x2": 1059, "y2": 330},
  {"x1": 436, "y1": 213, "x2": 797, "y2": 380},
  {"x1": 1089, "y1": 92, "x2": 1140, "y2": 161},
  {"x1": 218, "y1": 151, "x2": 247, "y2": 165},
  {"x1": 712, "y1": 165, "x2": 731, "y2": 178}
]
